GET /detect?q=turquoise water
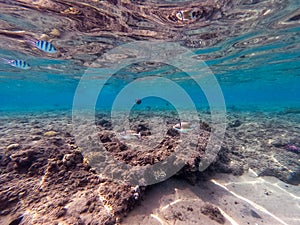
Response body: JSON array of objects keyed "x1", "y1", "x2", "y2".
[
  {"x1": 1, "y1": 48, "x2": 299, "y2": 112},
  {"x1": 1, "y1": 2, "x2": 300, "y2": 224},
  {"x1": 0, "y1": 1, "x2": 299, "y2": 113},
  {"x1": 1, "y1": 51, "x2": 299, "y2": 112}
]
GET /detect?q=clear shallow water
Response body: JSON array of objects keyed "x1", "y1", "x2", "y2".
[
  {"x1": 0, "y1": 0, "x2": 299, "y2": 112},
  {"x1": 1, "y1": 2, "x2": 300, "y2": 224}
]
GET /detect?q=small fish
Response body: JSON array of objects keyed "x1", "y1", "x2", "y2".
[
  {"x1": 26, "y1": 39, "x2": 57, "y2": 53},
  {"x1": 135, "y1": 98, "x2": 142, "y2": 105},
  {"x1": 35, "y1": 40, "x2": 57, "y2": 53},
  {"x1": 119, "y1": 130, "x2": 141, "y2": 140},
  {"x1": 172, "y1": 122, "x2": 192, "y2": 133},
  {"x1": 172, "y1": 127, "x2": 191, "y2": 133},
  {"x1": 0, "y1": 58, "x2": 31, "y2": 70}
]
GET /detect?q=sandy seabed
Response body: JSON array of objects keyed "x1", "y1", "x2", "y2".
[{"x1": 0, "y1": 110, "x2": 299, "y2": 225}]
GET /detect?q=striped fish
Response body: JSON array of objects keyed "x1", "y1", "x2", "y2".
[
  {"x1": 35, "y1": 40, "x2": 57, "y2": 53},
  {"x1": 10, "y1": 59, "x2": 31, "y2": 70},
  {"x1": 1, "y1": 58, "x2": 31, "y2": 70}
]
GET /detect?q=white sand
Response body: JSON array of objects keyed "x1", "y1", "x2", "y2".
[{"x1": 122, "y1": 169, "x2": 300, "y2": 225}]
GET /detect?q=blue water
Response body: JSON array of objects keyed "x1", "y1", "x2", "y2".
[
  {"x1": 1, "y1": 2, "x2": 300, "y2": 224},
  {"x1": 1, "y1": 54, "x2": 299, "y2": 113},
  {"x1": 0, "y1": 1, "x2": 300, "y2": 114}
]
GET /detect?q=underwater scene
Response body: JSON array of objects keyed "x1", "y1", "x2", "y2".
[{"x1": 0, "y1": 0, "x2": 300, "y2": 225}]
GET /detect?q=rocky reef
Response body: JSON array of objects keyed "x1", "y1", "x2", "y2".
[{"x1": 0, "y1": 110, "x2": 299, "y2": 224}]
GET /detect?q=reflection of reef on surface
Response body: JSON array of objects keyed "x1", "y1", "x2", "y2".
[{"x1": 0, "y1": 0, "x2": 299, "y2": 69}]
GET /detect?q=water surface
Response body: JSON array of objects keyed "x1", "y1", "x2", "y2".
[{"x1": 0, "y1": 0, "x2": 299, "y2": 112}]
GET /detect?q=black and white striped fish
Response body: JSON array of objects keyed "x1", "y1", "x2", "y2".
[
  {"x1": 35, "y1": 40, "x2": 57, "y2": 53},
  {"x1": 1, "y1": 58, "x2": 31, "y2": 70},
  {"x1": 26, "y1": 39, "x2": 57, "y2": 53}
]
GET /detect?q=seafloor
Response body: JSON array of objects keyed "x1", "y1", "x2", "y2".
[{"x1": 0, "y1": 109, "x2": 299, "y2": 225}]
